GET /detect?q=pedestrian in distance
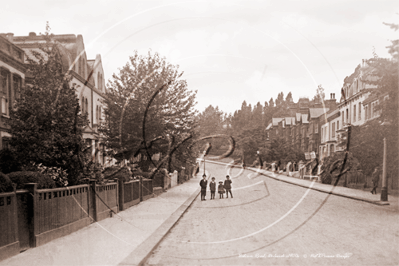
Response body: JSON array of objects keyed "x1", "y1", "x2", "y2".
[
  {"x1": 209, "y1": 177, "x2": 216, "y2": 199},
  {"x1": 218, "y1": 181, "x2": 225, "y2": 199},
  {"x1": 200, "y1": 174, "x2": 208, "y2": 200},
  {"x1": 371, "y1": 167, "x2": 380, "y2": 194},
  {"x1": 224, "y1": 175, "x2": 233, "y2": 198}
]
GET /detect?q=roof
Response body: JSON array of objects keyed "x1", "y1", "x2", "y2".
[
  {"x1": 266, "y1": 123, "x2": 272, "y2": 130},
  {"x1": 309, "y1": 108, "x2": 329, "y2": 119},
  {"x1": 272, "y1": 118, "x2": 283, "y2": 126},
  {"x1": 296, "y1": 113, "x2": 301, "y2": 122},
  {"x1": 284, "y1": 117, "x2": 295, "y2": 126},
  {"x1": 301, "y1": 114, "x2": 309, "y2": 124}
]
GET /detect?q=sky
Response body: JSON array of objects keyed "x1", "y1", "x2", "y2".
[{"x1": 1, "y1": 0, "x2": 398, "y2": 114}]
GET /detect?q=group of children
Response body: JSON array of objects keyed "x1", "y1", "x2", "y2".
[{"x1": 199, "y1": 174, "x2": 233, "y2": 201}]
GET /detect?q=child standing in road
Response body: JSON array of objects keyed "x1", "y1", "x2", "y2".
[
  {"x1": 209, "y1": 177, "x2": 216, "y2": 200},
  {"x1": 218, "y1": 181, "x2": 225, "y2": 199},
  {"x1": 224, "y1": 175, "x2": 233, "y2": 198},
  {"x1": 200, "y1": 174, "x2": 208, "y2": 201}
]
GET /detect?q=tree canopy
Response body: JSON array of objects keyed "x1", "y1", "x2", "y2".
[
  {"x1": 102, "y1": 51, "x2": 197, "y2": 171},
  {"x1": 4, "y1": 26, "x2": 88, "y2": 185}
]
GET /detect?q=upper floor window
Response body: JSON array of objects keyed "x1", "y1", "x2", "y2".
[
  {"x1": 358, "y1": 103, "x2": 361, "y2": 121},
  {"x1": 371, "y1": 103, "x2": 374, "y2": 118},
  {"x1": 332, "y1": 122, "x2": 335, "y2": 137},
  {"x1": 85, "y1": 98, "x2": 89, "y2": 115},
  {"x1": 337, "y1": 121, "x2": 339, "y2": 130},
  {"x1": 1, "y1": 70, "x2": 9, "y2": 116},
  {"x1": 342, "y1": 112, "x2": 344, "y2": 125},
  {"x1": 346, "y1": 109, "x2": 349, "y2": 124},
  {"x1": 353, "y1": 104, "x2": 356, "y2": 122},
  {"x1": 96, "y1": 105, "x2": 99, "y2": 123},
  {"x1": 314, "y1": 123, "x2": 318, "y2": 133}
]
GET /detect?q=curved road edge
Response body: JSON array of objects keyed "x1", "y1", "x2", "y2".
[
  {"x1": 119, "y1": 186, "x2": 201, "y2": 266},
  {"x1": 204, "y1": 159, "x2": 391, "y2": 206}
]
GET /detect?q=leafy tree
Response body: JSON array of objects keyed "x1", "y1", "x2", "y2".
[
  {"x1": 102, "y1": 51, "x2": 197, "y2": 171},
  {"x1": 350, "y1": 21, "x2": 398, "y2": 181},
  {"x1": 7, "y1": 26, "x2": 89, "y2": 185},
  {"x1": 276, "y1": 92, "x2": 284, "y2": 107},
  {"x1": 312, "y1": 85, "x2": 325, "y2": 103},
  {"x1": 285, "y1": 92, "x2": 293, "y2": 103},
  {"x1": 268, "y1": 97, "x2": 274, "y2": 107}
]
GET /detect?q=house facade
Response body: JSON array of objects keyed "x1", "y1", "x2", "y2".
[
  {"x1": 0, "y1": 34, "x2": 26, "y2": 150},
  {"x1": 4, "y1": 32, "x2": 109, "y2": 165}
]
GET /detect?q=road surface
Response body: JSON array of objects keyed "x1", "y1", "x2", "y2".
[{"x1": 145, "y1": 161, "x2": 399, "y2": 265}]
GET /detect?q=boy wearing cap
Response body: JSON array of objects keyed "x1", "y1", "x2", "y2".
[
  {"x1": 209, "y1": 177, "x2": 216, "y2": 200},
  {"x1": 200, "y1": 174, "x2": 208, "y2": 201},
  {"x1": 224, "y1": 175, "x2": 233, "y2": 198}
]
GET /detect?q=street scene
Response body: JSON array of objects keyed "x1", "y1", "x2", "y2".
[
  {"x1": 0, "y1": 1, "x2": 398, "y2": 265},
  {"x1": 145, "y1": 161, "x2": 399, "y2": 265}
]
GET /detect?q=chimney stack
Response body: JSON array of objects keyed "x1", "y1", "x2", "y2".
[
  {"x1": 29, "y1": 32, "x2": 36, "y2": 37},
  {"x1": 6, "y1": 33, "x2": 13, "y2": 42}
]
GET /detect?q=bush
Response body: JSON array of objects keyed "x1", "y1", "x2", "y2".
[
  {"x1": 0, "y1": 149, "x2": 21, "y2": 174},
  {"x1": 8, "y1": 171, "x2": 56, "y2": 189},
  {"x1": 0, "y1": 172, "x2": 14, "y2": 193},
  {"x1": 103, "y1": 166, "x2": 132, "y2": 182}
]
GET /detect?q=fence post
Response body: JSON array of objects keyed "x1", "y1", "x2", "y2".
[
  {"x1": 115, "y1": 179, "x2": 119, "y2": 215},
  {"x1": 24, "y1": 183, "x2": 37, "y2": 247},
  {"x1": 90, "y1": 181, "x2": 97, "y2": 222},
  {"x1": 12, "y1": 184, "x2": 19, "y2": 246},
  {"x1": 139, "y1": 176, "x2": 143, "y2": 202},
  {"x1": 163, "y1": 173, "x2": 168, "y2": 191},
  {"x1": 118, "y1": 177, "x2": 124, "y2": 211}
]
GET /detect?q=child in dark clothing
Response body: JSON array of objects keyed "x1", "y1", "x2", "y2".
[
  {"x1": 218, "y1": 181, "x2": 225, "y2": 199},
  {"x1": 224, "y1": 175, "x2": 233, "y2": 198},
  {"x1": 209, "y1": 177, "x2": 216, "y2": 199},
  {"x1": 199, "y1": 174, "x2": 207, "y2": 201}
]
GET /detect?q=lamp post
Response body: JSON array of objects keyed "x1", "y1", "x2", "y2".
[
  {"x1": 203, "y1": 142, "x2": 212, "y2": 177},
  {"x1": 381, "y1": 137, "x2": 388, "y2": 201}
]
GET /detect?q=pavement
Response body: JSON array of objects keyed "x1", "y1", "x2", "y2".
[
  {"x1": 205, "y1": 159, "x2": 399, "y2": 207},
  {"x1": 0, "y1": 175, "x2": 202, "y2": 266}
]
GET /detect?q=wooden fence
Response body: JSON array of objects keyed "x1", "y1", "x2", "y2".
[
  {"x1": 1, "y1": 169, "x2": 191, "y2": 262},
  {"x1": 34, "y1": 184, "x2": 92, "y2": 247},
  {"x1": 0, "y1": 190, "x2": 19, "y2": 261}
]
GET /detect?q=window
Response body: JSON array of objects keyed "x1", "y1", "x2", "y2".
[
  {"x1": 353, "y1": 104, "x2": 356, "y2": 122},
  {"x1": 85, "y1": 98, "x2": 89, "y2": 115},
  {"x1": 96, "y1": 105, "x2": 99, "y2": 123},
  {"x1": 358, "y1": 103, "x2": 361, "y2": 121},
  {"x1": 1, "y1": 137, "x2": 10, "y2": 150},
  {"x1": 321, "y1": 128, "x2": 323, "y2": 142},
  {"x1": 342, "y1": 112, "x2": 344, "y2": 125},
  {"x1": 332, "y1": 122, "x2": 335, "y2": 138},
  {"x1": 315, "y1": 123, "x2": 318, "y2": 133},
  {"x1": 337, "y1": 121, "x2": 339, "y2": 130},
  {"x1": 97, "y1": 73, "x2": 101, "y2": 91},
  {"x1": 346, "y1": 109, "x2": 349, "y2": 124},
  {"x1": 371, "y1": 103, "x2": 374, "y2": 118},
  {"x1": 81, "y1": 97, "x2": 85, "y2": 113},
  {"x1": 13, "y1": 75, "x2": 21, "y2": 101},
  {"x1": 1, "y1": 70, "x2": 9, "y2": 116},
  {"x1": 365, "y1": 106, "x2": 368, "y2": 120}
]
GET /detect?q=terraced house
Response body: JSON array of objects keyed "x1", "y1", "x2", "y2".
[
  {"x1": 0, "y1": 32, "x2": 109, "y2": 165},
  {"x1": 0, "y1": 34, "x2": 26, "y2": 150}
]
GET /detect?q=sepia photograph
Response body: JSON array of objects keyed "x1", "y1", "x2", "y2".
[{"x1": 0, "y1": 0, "x2": 398, "y2": 265}]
